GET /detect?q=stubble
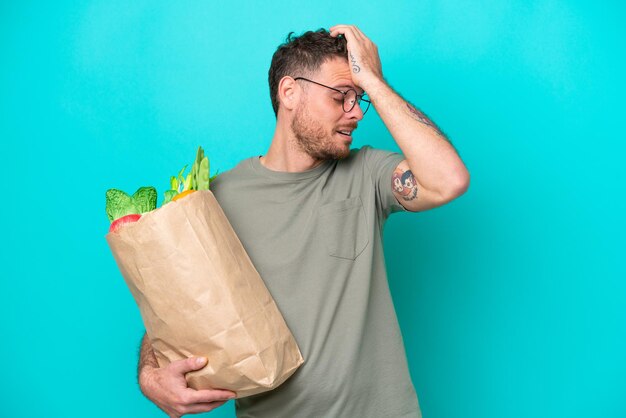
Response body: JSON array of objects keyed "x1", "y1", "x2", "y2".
[{"x1": 291, "y1": 105, "x2": 350, "y2": 161}]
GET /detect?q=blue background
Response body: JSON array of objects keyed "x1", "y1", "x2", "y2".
[{"x1": 1, "y1": 1, "x2": 624, "y2": 417}]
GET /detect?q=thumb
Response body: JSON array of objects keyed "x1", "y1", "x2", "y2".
[{"x1": 171, "y1": 356, "x2": 207, "y2": 375}]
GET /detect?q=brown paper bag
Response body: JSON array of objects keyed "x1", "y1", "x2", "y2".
[{"x1": 106, "y1": 190, "x2": 304, "y2": 398}]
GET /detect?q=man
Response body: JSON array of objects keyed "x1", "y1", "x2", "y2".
[{"x1": 138, "y1": 25, "x2": 469, "y2": 417}]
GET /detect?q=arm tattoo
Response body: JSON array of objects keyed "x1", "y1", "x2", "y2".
[
  {"x1": 392, "y1": 168, "x2": 418, "y2": 202},
  {"x1": 349, "y1": 52, "x2": 361, "y2": 73},
  {"x1": 406, "y1": 102, "x2": 446, "y2": 139}
]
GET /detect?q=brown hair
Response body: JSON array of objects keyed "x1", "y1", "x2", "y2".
[{"x1": 268, "y1": 29, "x2": 348, "y2": 117}]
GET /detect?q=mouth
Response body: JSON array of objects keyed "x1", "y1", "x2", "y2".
[{"x1": 336, "y1": 129, "x2": 355, "y2": 140}]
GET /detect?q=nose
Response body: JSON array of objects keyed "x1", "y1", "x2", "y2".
[{"x1": 346, "y1": 102, "x2": 364, "y2": 121}]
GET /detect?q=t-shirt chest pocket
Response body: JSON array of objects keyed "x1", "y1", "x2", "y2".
[{"x1": 319, "y1": 196, "x2": 370, "y2": 260}]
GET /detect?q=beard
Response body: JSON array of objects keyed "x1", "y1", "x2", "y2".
[{"x1": 291, "y1": 105, "x2": 352, "y2": 161}]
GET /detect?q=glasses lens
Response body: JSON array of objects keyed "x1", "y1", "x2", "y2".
[
  {"x1": 343, "y1": 90, "x2": 357, "y2": 113},
  {"x1": 343, "y1": 90, "x2": 370, "y2": 115}
]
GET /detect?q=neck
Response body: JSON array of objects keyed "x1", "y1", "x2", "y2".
[{"x1": 260, "y1": 120, "x2": 324, "y2": 173}]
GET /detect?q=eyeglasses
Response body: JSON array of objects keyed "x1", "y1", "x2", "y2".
[{"x1": 293, "y1": 77, "x2": 371, "y2": 115}]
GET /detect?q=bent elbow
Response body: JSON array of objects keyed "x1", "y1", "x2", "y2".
[
  {"x1": 456, "y1": 171, "x2": 470, "y2": 196},
  {"x1": 443, "y1": 171, "x2": 470, "y2": 201}
]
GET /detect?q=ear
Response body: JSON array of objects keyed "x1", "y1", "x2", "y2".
[{"x1": 277, "y1": 76, "x2": 300, "y2": 112}]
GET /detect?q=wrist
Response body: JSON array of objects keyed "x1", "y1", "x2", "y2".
[{"x1": 360, "y1": 77, "x2": 387, "y2": 100}]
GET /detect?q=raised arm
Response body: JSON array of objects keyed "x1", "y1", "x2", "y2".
[{"x1": 330, "y1": 24, "x2": 470, "y2": 212}]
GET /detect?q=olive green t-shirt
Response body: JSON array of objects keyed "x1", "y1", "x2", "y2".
[{"x1": 210, "y1": 145, "x2": 421, "y2": 418}]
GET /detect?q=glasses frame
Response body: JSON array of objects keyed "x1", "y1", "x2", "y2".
[{"x1": 293, "y1": 77, "x2": 371, "y2": 115}]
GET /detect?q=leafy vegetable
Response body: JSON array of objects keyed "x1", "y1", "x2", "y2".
[
  {"x1": 162, "y1": 146, "x2": 217, "y2": 204},
  {"x1": 162, "y1": 189, "x2": 177, "y2": 205},
  {"x1": 133, "y1": 186, "x2": 157, "y2": 214},
  {"x1": 106, "y1": 146, "x2": 218, "y2": 224},
  {"x1": 105, "y1": 186, "x2": 157, "y2": 223},
  {"x1": 105, "y1": 189, "x2": 137, "y2": 222},
  {"x1": 197, "y1": 153, "x2": 210, "y2": 190}
]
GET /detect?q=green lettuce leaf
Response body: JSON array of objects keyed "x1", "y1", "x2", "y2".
[
  {"x1": 133, "y1": 186, "x2": 157, "y2": 213},
  {"x1": 163, "y1": 189, "x2": 177, "y2": 205},
  {"x1": 105, "y1": 189, "x2": 138, "y2": 222}
]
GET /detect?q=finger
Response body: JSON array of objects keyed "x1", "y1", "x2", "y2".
[
  {"x1": 345, "y1": 25, "x2": 366, "y2": 41},
  {"x1": 332, "y1": 28, "x2": 361, "y2": 50},
  {"x1": 186, "y1": 388, "x2": 237, "y2": 403},
  {"x1": 329, "y1": 24, "x2": 355, "y2": 33},
  {"x1": 330, "y1": 25, "x2": 364, "y2": 41},
  {"x1": 352, "y1": 26, "x2": 369, "y2": 41},
  {"x1": 329, "y1": 24, "x2": 347, "y2": 34},
  {"x1": 183, "y1": 400, "x2": 228, "y2": 414},
  {"x1": 170, "y1": 356, "x2": 207, "y2": 375},
  {"x1": 329, "y1": 24, "x2": 353, "y2": 37}
]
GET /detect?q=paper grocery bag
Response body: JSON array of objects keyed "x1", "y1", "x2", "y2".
[{"x1": 106, "y1": 190, "x2": 304, "y2": 398}]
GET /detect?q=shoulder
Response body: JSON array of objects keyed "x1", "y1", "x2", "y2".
[
  {"x1": 341, "y1": 145, "x2": 404, "y2": 178},
  {"x1": 336, "y1": 145, "x2": 381, "y2": 170},
  {"x1": 209, "y1": 158, "x2": 252, "y2": 192}
]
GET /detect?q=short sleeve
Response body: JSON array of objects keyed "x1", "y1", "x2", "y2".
[{"x1": 361, "y1": 145, "x2": 407, "y2": 221}]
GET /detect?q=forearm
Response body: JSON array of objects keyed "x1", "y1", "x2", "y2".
[
  {"x1": 138, "y1": 332, "x2": 159, "y2": 384},
  {"x1": 365, "y1": 78, "x2": 469, "y2": 197}
]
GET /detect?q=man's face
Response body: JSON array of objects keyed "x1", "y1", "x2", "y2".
[{"x1": 291, "y1": 57, "x2": 364, "y2": 160}]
